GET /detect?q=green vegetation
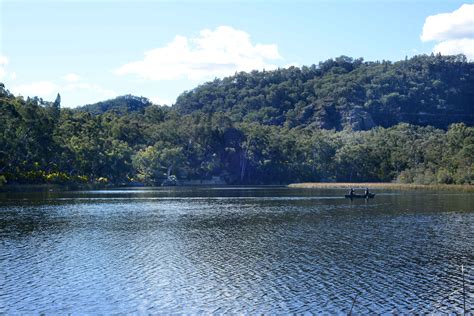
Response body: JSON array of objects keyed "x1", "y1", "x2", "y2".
[
  {"x1": 1, "y1": 55, "x2": 473, "y2": 186},
  {"x1": 288, "y1": 183, "x2": 474, "y2": 193},
  {"x1": 175, "y1": 54, "x2": 473, "y2": 130},
  {"x1": 77, "y1": 94, "x2": 153, "y2": 116}
]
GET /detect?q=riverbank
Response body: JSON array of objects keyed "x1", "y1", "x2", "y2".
[
  {"x1": 0, "y1": 183, "x2": 112, "y2": 192},
  {"x1": 288, "y1": 182, "x2": 474, "y2": 192}
]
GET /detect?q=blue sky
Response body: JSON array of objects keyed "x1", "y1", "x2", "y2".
[{"x1": 0, "y1": 0, "x2": 472, "y2": 107}]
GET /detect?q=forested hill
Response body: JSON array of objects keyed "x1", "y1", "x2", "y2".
[
  {"x1": 75, "y1": 95, "x2": 153, "y2": 115},
  {"x1": 174, "y1": 54, "x2": 474, "y2": 130},
  {"x1": 1, "y1": 55, "x2": 473, "y2": 186}
]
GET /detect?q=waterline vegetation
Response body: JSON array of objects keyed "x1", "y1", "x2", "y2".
[{"x1": 288, "y1": 182, "x2": 474, "y2": 192}]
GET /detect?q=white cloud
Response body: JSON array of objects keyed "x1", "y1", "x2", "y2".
[
  {"x1": 12, "y1": 81, "x2": 59, "y2": 98},
  {"x1": 0, "y1": 56, "x2": 8, "y2": 66},
  {"x1": 421, "y1": 4, "x2": 474, "y2": 59},
  {"x1": 150, "y1": 96, "x2": 173, "y2": 106},
  {"x1": 63, "y1": 82, "x2": 116, "y2": 99},
  {"x1": 421, "y1": 4, "x2": 474, "y2": 42},
  {"x1": 0, "y1": 55, "x2": 9, "y2": 80},
  {"x1": 10, "y1": 80, "x2": 116, "y2": 107},
  {"x1": 62, "y1": 73, "x2": 81, "y2": 82},
  {"x1": 433, "y1": 38, "x2": 474, "y2": 60},
  {"x1": 115, "y1": 26, "x2": 282, "y2": 81}
]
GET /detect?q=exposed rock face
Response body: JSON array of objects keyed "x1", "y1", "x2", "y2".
[{"x1": 341, "y1": 107, "x2": 375, "y2": 130}]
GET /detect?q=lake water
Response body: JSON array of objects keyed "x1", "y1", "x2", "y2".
[{"x1": 0, "y1": 186, "x2": 473, "y2": 313}]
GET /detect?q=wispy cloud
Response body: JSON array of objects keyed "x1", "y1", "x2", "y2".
[
  {"x1": 421, "y1": 4, "x2": 474, "y2": 59},
  {"x1": 10, "y1": 77, "x2": 116, "y2": 107},
  {"x1": 114, "y1": 26, "x2": 283, "y2": 81},
  {"x1": 0, "y1": 55, "x2": 9, "y2": 80},
  {"x1": 433, "y1": 38, "x2": 474, "y2": 60},
  {"x1": 62, "y1": 73, "x2": 81, "y2": 82},
  {"x1": 62, "y1": 82, "x2": 116, "y2": 99},
  {"x1": 149, "y1": 96, "x2": 173, "y2": 106},
  {"x1": 12, "y1": 81, "x2": 59, "y2": 97}
]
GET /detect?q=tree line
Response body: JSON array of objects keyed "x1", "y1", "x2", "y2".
[{"x1": 0, "y1": 54, "x2": 473, "y2": 186}]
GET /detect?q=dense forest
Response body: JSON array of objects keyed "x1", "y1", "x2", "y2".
[
  {"x1": 175, "y1": 54, "x2": 474, "y2": 130},
  {"x1": 0, "y1": 54, "x2": 473, "y2": 186}
]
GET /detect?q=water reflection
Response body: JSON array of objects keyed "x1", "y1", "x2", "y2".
[{"x1": 0, "y1": 187, "x2": 473, "y2": 313}]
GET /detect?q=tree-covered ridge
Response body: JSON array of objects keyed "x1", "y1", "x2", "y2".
[
  {"x1": 175, "y1": 54, "x2": 474, "y2": 130},
  {"x1": 0, "y1": 55, "x2": 473, "y2": 186},
  {"x1": 75, "y1": 94, "x2": 153, "y2": 115}
]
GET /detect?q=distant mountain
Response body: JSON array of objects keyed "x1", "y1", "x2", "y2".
[
  {"x1": 75, "y1": 95, "x2": 153, "y2": 115},
  {"x1": 174, "y1": 54, "x2": 474, "y2": 130}
]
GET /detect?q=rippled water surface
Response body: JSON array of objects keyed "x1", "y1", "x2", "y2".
[{"x1": 0, "y1": 186, "x2": 473, "y2": 313}]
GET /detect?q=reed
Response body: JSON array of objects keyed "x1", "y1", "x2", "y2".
[{"x1": 288, "y1": 182, "x2": 474, "y2": 192}]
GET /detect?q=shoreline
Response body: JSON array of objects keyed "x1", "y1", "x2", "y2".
[
  {"x1": 288, "y1": 182, "x2": 474, "y2": 192},
  {"x1": 2, "y1": 182, "x2": 473, "y2": 193},
  {"x1": 0, "y1": 183, "x2": 111, "y2": 192}
]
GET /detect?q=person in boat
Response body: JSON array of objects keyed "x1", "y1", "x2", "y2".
[
  {"x1": 349, "y1": 187, "x2": 355, "y2": 196},
  {"x1": 365, "y1": 187, "x2": 370, "y2": 197}
]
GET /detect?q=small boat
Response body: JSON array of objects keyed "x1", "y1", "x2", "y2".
[{"x1": 345, "y1": 193, "x2": 375, "y2": 199}]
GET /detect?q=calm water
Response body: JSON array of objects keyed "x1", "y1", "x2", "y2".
[{"x1": 0, "y1": 186, "x2": 473, "y2": 314}]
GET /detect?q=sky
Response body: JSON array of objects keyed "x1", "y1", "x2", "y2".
[{"x1": 0, "y1": 0, "x2": 473, "y2": 107}]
